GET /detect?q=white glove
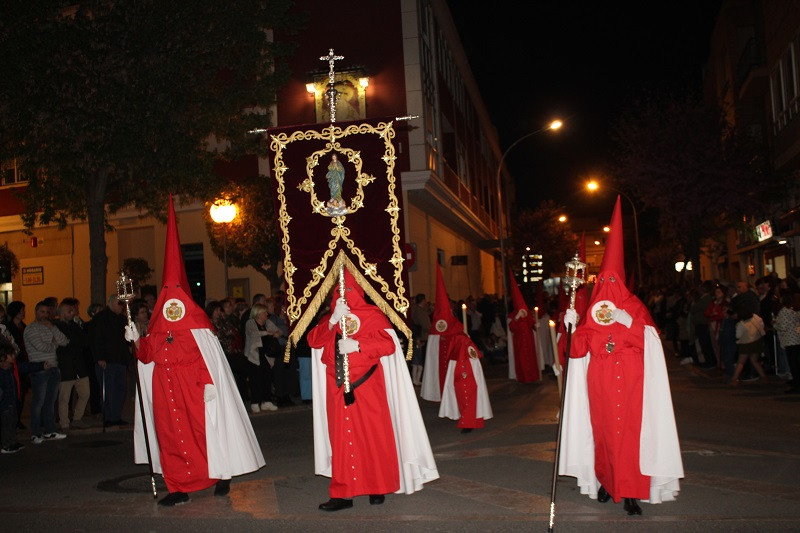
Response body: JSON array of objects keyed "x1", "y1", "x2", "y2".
[
  {"x1": 338, "y1": 337, "x2": 360, "y2": 354},
  {"x1": 124, "y1": 324, "x2": 140, "y2": 343},
  {"x1": 329, "y1": 298, "x2": 350, "y2": 325},
  {"x1": 612, "y1": 308, "x2": 633, "y2": 328},
  {"x1": 203, "y1": 384, "x2": 216, "y2": 402},
  {"x1": 564, "y1": 309, "x2": 578, "y2": 329},
  {"x1": 515, "y1": 309, "x2": 528, "y2": 320}
]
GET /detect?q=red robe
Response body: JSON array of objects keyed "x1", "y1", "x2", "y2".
[
  {"x1": 447, "y1": 335, "x2": 484, "y2": 429},
  {"x1": 308, "y1": 310, "x2": 400, "y2": 499},
  {"x1": 509, "y1": 312, "x2": 539, "y2": 382},
  {"x1": 137, "y1": 330, "x2": 215, "y2": 493},
  {"x1": 570, "y1": 294, "x2": 652, "y2": 502}
]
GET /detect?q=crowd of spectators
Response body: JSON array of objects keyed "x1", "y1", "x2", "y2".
[{"x1": 645, "y1": 269, "x2": 799, "y2": 392}]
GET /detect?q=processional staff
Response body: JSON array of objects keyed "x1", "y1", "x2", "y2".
[
  {"x1": 547, "y1": 253, "x2": 586, "y2": 532},
  {"x1": 117, "y1": 271, "x2": 158, "y2": 499}
]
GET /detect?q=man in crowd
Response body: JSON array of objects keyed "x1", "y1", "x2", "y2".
[
  {"x1": 23, "y1": 301, "x2": 69, "y2": 443},
  {"x1": 89, "y1": 295, "x2": 130, "y2": 427}
]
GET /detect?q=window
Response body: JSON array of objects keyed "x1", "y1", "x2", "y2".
[{"x1": 0, "y1": 159, "x2": 26, "y2": 186}]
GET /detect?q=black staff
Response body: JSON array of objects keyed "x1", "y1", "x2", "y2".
[
  {"x1": 547, "y1": 254, "x2": 586, "y2": 532},
  {"x1": 117, "y1": 272, "x2": 158, "y2": 499}
]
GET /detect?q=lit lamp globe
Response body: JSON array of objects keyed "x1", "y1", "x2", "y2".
[{"x1": 210, "y1": 200, "x2": 237, "y2": 224}]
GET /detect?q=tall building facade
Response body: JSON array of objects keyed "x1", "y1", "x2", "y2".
[
  {"x1": 704, "y1": 0, "x2": 800, "y2": 281},
  {"x1": 0, "y1": 0, "x2": 510, "y2": 315}
]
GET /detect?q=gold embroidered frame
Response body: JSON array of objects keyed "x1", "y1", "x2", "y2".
[{"x1": 269, "y1": 120, "x2": 411, "y2": 359}]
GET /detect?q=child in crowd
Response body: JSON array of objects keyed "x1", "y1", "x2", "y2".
[{"x1": 0, "y1": 343, "x2": 48, "y2": 453}]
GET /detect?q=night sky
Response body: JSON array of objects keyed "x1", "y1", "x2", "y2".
[{"x1": 447, "y1": 1, "x2": 723, "y2": 220}]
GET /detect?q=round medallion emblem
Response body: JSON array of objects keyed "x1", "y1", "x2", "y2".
[
  {"x1": 343, "y1": 313, "x2": 361, "y2": 336},
  {"x1": 435, "y1": 319, "x2": 448, "y2": 333},
  {"x1": 591, "y1": 300, "x2": 617, "y2": 326},
  {"x1": 468, "y1": 346, "x2": 478, "y2": 359},
  {"x1": 163, "y1": 299, "x2": 186, "y2": 322}
]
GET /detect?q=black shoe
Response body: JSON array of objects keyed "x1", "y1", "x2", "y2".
[
  {"x1": 369, "y1": 494, "x2": 385, "y2": 505},
  {"x1": 318, "y1": 498, "x2": 353, "y2": 511},
  {"x1": 214, "y1": 479, "x2": 231, "y2": 496},
  {"x1": 623, "y1": 498, "x2": 642, "y2": 515},
  {"x1": 597, "y1": 486, "x2": 611, "y2": 503},
  {"x1": 460, "y1": 428, "x2": 473, "y2": 434},
  {"x1": 158, "y1": 492, "x2": 189, "y2": 507}
]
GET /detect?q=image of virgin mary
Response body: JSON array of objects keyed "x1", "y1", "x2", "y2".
[{"x1": 325, "y1": 154, "x2": 347, "y2": 214}]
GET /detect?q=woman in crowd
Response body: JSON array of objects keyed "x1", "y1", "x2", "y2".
[
  {"x1": 704, "y1": 284, "x2": 729, "y2": 370},
  {"x1": 3, "y1": 301, "x2": 28, "y2": 429},
  {"x1": 773, "y1": 292, "x2": 800, "y2": 394},
  {"x1": 243, "y1": 303, "x2": 280, "y2": 413},
  {"x1": 730, "y1": 310, "x2": 768, "y2": 385}
]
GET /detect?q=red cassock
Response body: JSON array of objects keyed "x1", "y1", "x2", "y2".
[
  {"x1": 509, "y1": 312, "x2": 539, "y2": 382},
  {"x1": 447, "y1": 335, "x2": 483, "y2": 429},
  {"x1": 308, "y1": 311, "x2": 400, "y2": 499},
  {"x1": 437, "y1": 334, "x2": 454, "y2": 393},
  {"x1": 570, "y1": 296, "x2": 650, "y2": 502},
  {"x1": 137, "y1": 330, "x2": 215, "y2": 493}
]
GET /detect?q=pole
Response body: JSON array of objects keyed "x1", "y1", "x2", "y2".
[
  {"x1": 547, "y1": 254, "x2": 585, "y2": 532},
  {"x1": 495, "y1": 125, "x2": 555, "y2": 324},
  {"x1": 222, "y1": 223, "x2": 229, "y2": 297},
  {"x1": 116, "y1": 272, "x2": 157, "y2": 499}
]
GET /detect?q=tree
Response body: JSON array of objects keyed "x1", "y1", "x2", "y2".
[
  {"x1": 203, "y1": 177, "x2": 282, "y2": 291},
  {"x1": 0, "y1": 2, "x2": 299, "y2": 304},
  {"x1": 612, "y1": 94, "x2": 782, "y2": 282},
  {"x1": 511, "y1": 200, "x2": 577, "y2": 279},
  {"x1": 121, "y1": 257, "x2": 154, "y2": 293}
]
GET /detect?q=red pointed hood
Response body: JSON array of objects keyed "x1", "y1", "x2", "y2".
[
  {"x1": 508, "y1": 269, "x2": 527, "y2": 313},
  {"x1": 430, "y1": 264, "x2": 463, "y2": 335},
  {"x1": 599, "y1": 196, "x2": 626, "y2": 284},
  {"x1": 147, "y1": 196, "x2": 212, "y2": 335},
  {"x1": 579, "y1": 196, "x2": 653, "y2": 333}
]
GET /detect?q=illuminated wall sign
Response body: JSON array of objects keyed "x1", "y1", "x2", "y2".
[
  {"x1": 756, "y1": 220, "x2": 773, "y2": 242},
  {"x1": 22, "y1": 266, "x2": 44, "y2": 285}
]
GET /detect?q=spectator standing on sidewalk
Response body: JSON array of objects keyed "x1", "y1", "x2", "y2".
[
  {"x1": 55, "y1": 300, "x2": 92, "y2": 430},
  {"x1": 0, "y1": 344, "x2": 48, "y2": 453},
  {"x1": 88, "y1": 296, "x2": 130, "y2": 427},
  {"x1": 773, "y1": 292, "x2": 800, "y2": 394},
  {"x1": 23, "y1": 301, "x2": 69, "y2": 443}
]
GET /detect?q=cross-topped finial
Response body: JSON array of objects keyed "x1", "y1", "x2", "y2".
[{"x1": 320, "y1": 48, "x2": 344, "y2": 122}]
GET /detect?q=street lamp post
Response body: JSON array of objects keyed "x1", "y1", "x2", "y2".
[
  {"x1": 209, "y1": 199, "x2": 237, "y2": 297},
  {"x1": 586, "y1": 180, "x2": 642, "y2": 286},
  {"x1": 495, "y1": 120, "x2": 562, "y2": 304}
]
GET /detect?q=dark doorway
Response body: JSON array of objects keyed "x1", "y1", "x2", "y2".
[{"x1": 181, "y1": 243, "x2": 206, "y2": 305}]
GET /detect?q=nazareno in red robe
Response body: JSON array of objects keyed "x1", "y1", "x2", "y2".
[
  {"x1": 446, "y1": 334, "x2": 484, "y2": 429},
  {"x1": 570, "y1": 291, "x2": 651, "y2": 502},
  {"x1": 307, "y1": 280, "x2": 400, "y2": 499},
  {"x1": 137, "y1": 330, "x2": 216, "y2": 493},
  {"x1": 509, "y1": 311, "x2": 540, "y2": 382}
]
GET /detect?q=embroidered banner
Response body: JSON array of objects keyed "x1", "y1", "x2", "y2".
[{"x1": 268, "y1": 118, "x2": 411, "y2": 354}]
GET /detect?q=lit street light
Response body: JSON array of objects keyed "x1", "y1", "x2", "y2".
[
  {"x1": 586, "y1": 179, "x2": 642, "y2": 286},
  {"x1": 209, "y1": 199, "x2": 237, "y2": 297},
  {"x1": 495, "y1": 119, "x2": 563, "y2": 304}
]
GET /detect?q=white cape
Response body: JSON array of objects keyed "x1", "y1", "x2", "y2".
[
  {"x1": 420, "y1": 334, "x2": 441, "y2": 401},
  {"x1": 134, "y1": 328, "x2": 266, "y2": 479},
  {"x1": 312, "y1": 329, "x2": 439, "y2": 494},
  {"x1": 558, "y1": 325, "x2": 684, "y2": 503},
  {"x1": 438, "y1": 358, "x2": 493, "y2": 421}
]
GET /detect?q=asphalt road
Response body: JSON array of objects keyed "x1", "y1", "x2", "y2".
[{"x1": 2, "y1": 346, "x2": 799, "y2": 533}]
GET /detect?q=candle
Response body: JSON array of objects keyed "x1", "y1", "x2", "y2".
[
  {"x1": 461, "y1": 303, "x2": 468, "y2": 334},
  {"x1": 534, "y1": 306, "x2": 539, "y2": 321},
  {"x1": 549, "y1": 320, "x2": 562, "y2": 394}
]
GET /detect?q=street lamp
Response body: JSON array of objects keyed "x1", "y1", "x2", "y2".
[
  {"x1": 209, "y1": 199, "x2": 237, "y2": 297},
  {"x1": 495, "y1": 119, "x2": 563, "y2": 304},
  {"x1": 586, "y1": 179, "x2": 642, "y2": 286}
]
